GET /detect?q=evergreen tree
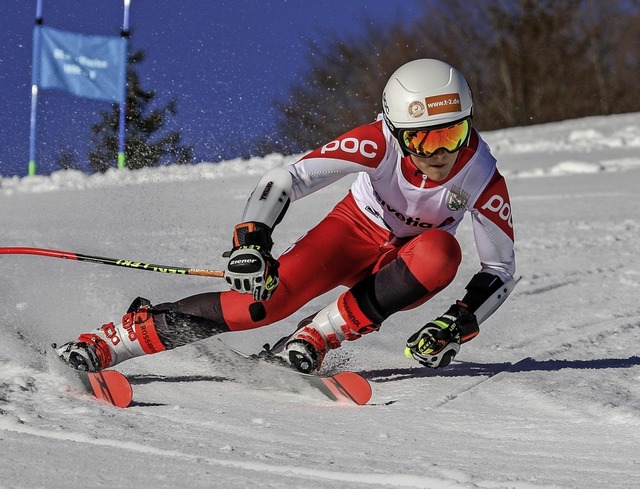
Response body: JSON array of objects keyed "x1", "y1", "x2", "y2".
[
  {"x1": 88, "y1": 50, "x2": 193, "y2": 173},
  {"x1": 56, "y1": 136, "x2": 81, "y2": 171}
]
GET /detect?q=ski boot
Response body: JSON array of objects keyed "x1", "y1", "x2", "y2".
[
  {"x1": 55, "y1": 298, "x2": 166, "y2": 372},
  {"x1": 271, "y1": 291, "x2": 379, "y2": 374}
]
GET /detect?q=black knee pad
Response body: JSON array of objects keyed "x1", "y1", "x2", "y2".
[{"x1": 351, "y1": 257, "x2": 429, "y2": 324}]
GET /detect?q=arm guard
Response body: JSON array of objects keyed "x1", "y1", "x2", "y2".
[
  {"x1": 462, "y1": 272, "x2": 521, "y2": 325},
  {"x1": 242, "y1": 167, "x2": 293, "y2": 229}
]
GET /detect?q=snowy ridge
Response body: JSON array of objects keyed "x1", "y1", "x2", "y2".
[
  {"x1": 2, "y1": 112, "x2": 639, "y2": 193},
  {"x1": 0, "y1": 153, "x2": 300, "y2": 194},
  {"x1": 1, "y1": 112, "x2": 640, "y2": 488}
]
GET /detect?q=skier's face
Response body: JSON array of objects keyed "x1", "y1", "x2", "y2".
[{"x1": 410, "y1": 150, "x2": 458, "y2": 181}]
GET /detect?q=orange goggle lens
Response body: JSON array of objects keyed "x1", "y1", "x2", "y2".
[{"x1": 400, "y1": 119, "x2": 470, "y2": 157}]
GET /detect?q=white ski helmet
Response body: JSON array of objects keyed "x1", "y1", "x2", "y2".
[{"x1": 382, "y1": 59, "x2": 473, "y2": 133}]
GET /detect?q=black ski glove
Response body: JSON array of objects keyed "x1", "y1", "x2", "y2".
[{"x1": 405, "y1": 302, "x2": 479, "y2": 368}]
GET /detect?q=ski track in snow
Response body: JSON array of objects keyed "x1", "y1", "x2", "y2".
[
  {"x1": 0, "y1": 416, "x2": 473, "y2": 489},
  {"x1": 1, "y1": 112, "x2": 640, "y2": 488}
]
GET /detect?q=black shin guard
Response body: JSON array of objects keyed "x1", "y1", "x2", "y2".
[
  {"x1": 153, "y1": 311, "x2": 230, "y2": 349},
  {"x1": 350, "y1": 257, "x2": 429, "y2": 325},
  {"x1": 152, "y1": 292, "x2": 230, "y2": 349}
]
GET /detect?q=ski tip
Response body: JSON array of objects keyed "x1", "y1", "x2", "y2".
[
  {"x1": 331, "y1": 372, "x2": 372, "y2": 405},
  {"x1": 87, "y1": 370, "x2": 133, "y2": 408}
]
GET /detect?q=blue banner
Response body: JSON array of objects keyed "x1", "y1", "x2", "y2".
[{"x1": 33, "y1": 25, "x2": 127, "y2": 103}]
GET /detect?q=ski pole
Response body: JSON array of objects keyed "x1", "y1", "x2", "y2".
[{"x1": 0, "y1": 247, "x2": 225, "y2": 278}]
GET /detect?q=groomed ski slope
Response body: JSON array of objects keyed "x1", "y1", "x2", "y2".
[{"x1": 1, "y1": 112, "x2": 640, "y2": 488}]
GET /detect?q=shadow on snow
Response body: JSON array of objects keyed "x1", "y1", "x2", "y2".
[{"x1": 365, "y1": 355, "x2": 640, "y2": 383}]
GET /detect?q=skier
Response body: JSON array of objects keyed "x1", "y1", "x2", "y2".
[{"x1": 56, "y1": 58, "x2": 516, "y2": 374}]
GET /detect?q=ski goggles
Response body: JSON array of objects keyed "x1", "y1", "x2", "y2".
[{"x1": 398, "y1": 118, "x2": 471, "y2": 157}]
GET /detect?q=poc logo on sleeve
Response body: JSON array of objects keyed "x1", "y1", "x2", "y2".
[
  {"x1": 320, "y1": 138, "x2": 378, "y2": 159},
  {"x1": 481, "y1": 195, "x2": 513, "y2": 229}
]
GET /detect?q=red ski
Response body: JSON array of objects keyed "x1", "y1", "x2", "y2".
[
  {"x1": 73, "y1": 369, "x2": 133, "y2": 408},
  {"x1": 53, "y1": 342, "x2": 133, "y2": 408},
  {"x1": 217, "y1": 339, "x2": 372, "y2": 405},
  {"x1": 299, "y1": 371, "x2": 372, "y2": 405}
]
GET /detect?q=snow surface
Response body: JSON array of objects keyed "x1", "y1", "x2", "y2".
[{"x1": 2, "y1": 112, "x2": 640, "y2": 488}]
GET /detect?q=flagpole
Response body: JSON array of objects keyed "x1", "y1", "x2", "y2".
[
  {"x1": 117, "y1": 0, "x2": 131, "y2": 170},
  {"x1": 28, "y1": 0, "x2": 45, "y2": 176}
]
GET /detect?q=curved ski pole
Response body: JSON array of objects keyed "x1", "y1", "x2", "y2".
[{"x1": 0, "y1": 246, "x2": 225, "y2": 278}]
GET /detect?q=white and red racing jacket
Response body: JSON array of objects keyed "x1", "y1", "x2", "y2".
[
  {"x1": 241, "y1": 116, "x2": 516, "y2": 316},
  {"x1": 283, "y1": 117, "x2": 515, "y2": 283}
]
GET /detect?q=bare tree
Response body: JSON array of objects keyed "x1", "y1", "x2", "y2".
[{"x1": 259, "y1": 0, "x2": 640, "y2": 155}]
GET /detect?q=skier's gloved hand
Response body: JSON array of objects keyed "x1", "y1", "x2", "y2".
[
  {"x1": 404, "y1": 302, "x2": 479, "y2": 368},
  {"x1": 224, "y1": 221, "x2": 280, "y2": 301}
]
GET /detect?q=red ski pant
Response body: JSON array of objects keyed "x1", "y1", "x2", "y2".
[{"x1": 220, "y1": 192, "x2": 462, "y2": 331}]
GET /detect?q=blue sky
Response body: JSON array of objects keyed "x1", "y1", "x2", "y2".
[{"x1": 0, "y1": 0, "x2": 416, "y2": 177}]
